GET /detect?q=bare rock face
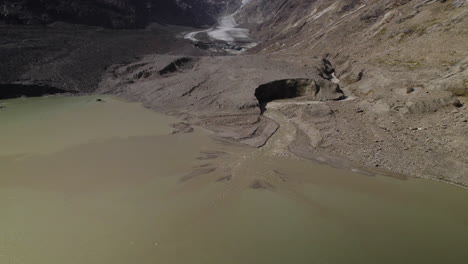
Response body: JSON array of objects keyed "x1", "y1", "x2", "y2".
[{"x1": 0, "y1": 0, "x2": 239, "y2": 28}]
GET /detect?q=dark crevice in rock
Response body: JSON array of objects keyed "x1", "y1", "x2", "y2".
[
  {"x1": 254, "y1": 79, "x2": 316, "y2": 113},
  {"x1": 453, "y1": 100, "x2": 464, "y2": 108},
  {"x1": 133, "y1": 69, "x2": 153, "y2": 79},
  {"x1": 254, "y1": 78, "x2": 345, "y2": 113},
  {"x1": 0, "y1": 83, "x2": 72, "y2": 99},
  {"x1": 332, "y1": 95, "x2": 348, "y2": 101},
  {"x1": 357, "y1": 70, "x2": 364, "y2": 82},
  {"x1": 182, "y1": 79, "x2": 208, "y2": 96},
  {"x1": 317, "y1": 59, "x2": 336, "y2": 80}
]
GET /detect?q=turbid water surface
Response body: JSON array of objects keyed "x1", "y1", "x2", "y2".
[{"x1": 1, "y1": 96, "x2": 467, "y2": 264}]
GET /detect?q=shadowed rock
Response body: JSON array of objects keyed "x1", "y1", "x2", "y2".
[
  {"x1": 254, "y1": 79, "x2": 344, "y2": 113},
  {"x1": 171, "y1": 122, "x2": 194, "y2": 134},
  {"x1": 159, "y1": 57, "x2": 197, "y2": 76},
  {"x1": 0, "y1": 83, "x2": 70, "y2": 99}
]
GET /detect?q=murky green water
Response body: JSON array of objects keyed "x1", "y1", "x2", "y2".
[{"x1": 1, "y1": 96, "x2": 467, "y2": 264}]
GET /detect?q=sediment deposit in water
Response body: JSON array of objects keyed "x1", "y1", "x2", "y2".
[{"x1": 1, "y1": 96, "x2": 467, "y2": 264}]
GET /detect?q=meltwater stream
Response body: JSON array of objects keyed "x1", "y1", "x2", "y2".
[{"x1": 0, "y1": 96, "x2": 467, "y2": 264}]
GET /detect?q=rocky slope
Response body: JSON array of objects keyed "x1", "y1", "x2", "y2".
[
  {"x1": 98, "y1": 51, "x2": 468, "y2": 186},
  {"x1": 0, "y1": 23, "x2": 209, "y2": 94},
  {"x1": 0, "y1": 0, "x2": 239, "y2": 28},
  {"x1": 238, "y1": 0, "x2": 467, "y2": 97},
  {"x1": 0, "y1": 0, "x2": 239, "y2": 93},
  {"x1": 232, "y1": 0, "x2": 468, "y2": 185},
  {"x1": 96, "y1": 0, "x2": 468, "y2": 186}
]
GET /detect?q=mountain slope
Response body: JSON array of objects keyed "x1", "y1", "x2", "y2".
[
  {"x1": 231, "y1": 0, "x2": 468, "y2": 184},
  {"x1": 238, "y1": 0, "x2": 467, "y2": 96},
  {"x1": 0, "y1": 0, "x2": 239, "y2": 28}
]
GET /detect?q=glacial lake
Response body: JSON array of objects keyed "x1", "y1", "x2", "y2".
[{"x1": 1, "y1": 96, "x2": 467, "y2": 264}]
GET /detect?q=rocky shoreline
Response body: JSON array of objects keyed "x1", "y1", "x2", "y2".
[
  {"x1": 96, "y1": 53, "x2": 467, "y2": 187},
  {"x1": 2, "y1": 51, "x2": 466, "y2": 187},
  {"x1": 1, "y1": 0, "x2": 467, "y2": 187},
  {"x1": 2, "y1": 34, "x2": 465, "y2": 186}
]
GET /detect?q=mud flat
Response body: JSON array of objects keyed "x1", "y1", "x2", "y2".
[{"x1": 1, "y1": 95, "x2": 468, "y2": 264}]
